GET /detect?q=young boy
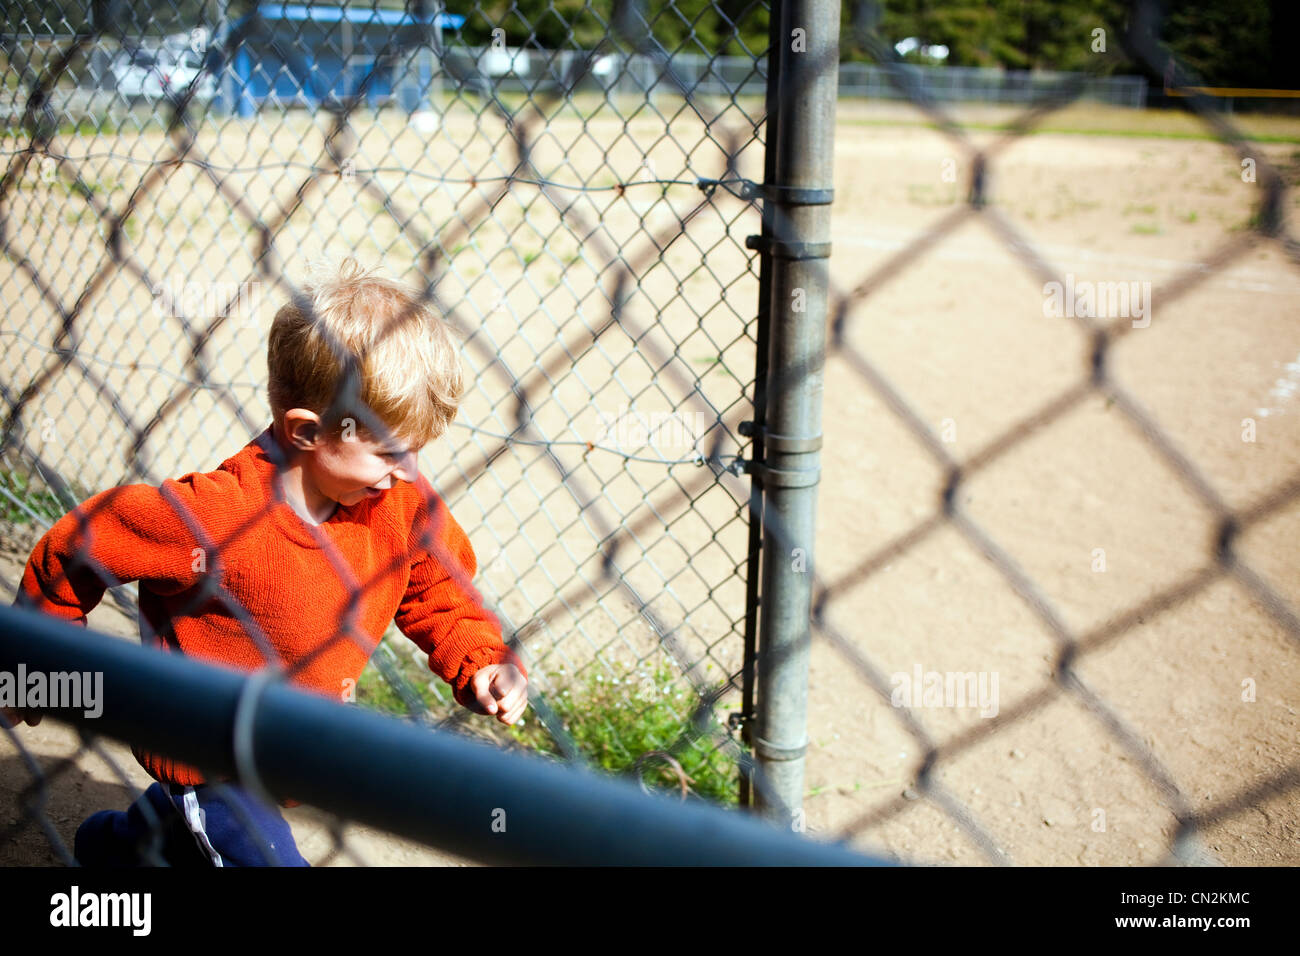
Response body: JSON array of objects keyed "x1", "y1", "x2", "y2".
[{"x1": 3, "y1": 257, "x2": 528, "y2": 866}]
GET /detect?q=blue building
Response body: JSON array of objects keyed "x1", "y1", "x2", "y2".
[{"x1": 221, "y1": 3, "x2": 465, "y2": 115}]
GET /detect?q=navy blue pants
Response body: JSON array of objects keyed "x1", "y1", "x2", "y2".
[{"x1": 74, "y1": 782, "x2": 310, "y2": 867}]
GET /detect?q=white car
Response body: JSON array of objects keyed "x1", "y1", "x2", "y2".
[
  {"x1": 109, "y1": 48, "x2": 165, "y2": 97},
  {"x1": 162, "y1": 50, "x2": 218, "y2": 101},
  {"x1": 481, "y1": 46, "x2": 529, "y2": 77},
  {"x1": 109, "y1": 48, "x2": 216, "y2": 101}
]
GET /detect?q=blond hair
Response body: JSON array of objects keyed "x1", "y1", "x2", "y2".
[{"x1": 267, "y1": 257, "x2": 464, "y2": 448}]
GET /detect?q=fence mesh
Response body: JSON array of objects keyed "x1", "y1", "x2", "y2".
[
  {"x1": 1, "y1": 0, "x2": 775, "y2": 866},
  {"x1": 1, "y1": 0, "x2": 1298, "y2": 866},
  {"x1": 790, "y1": 0, "x2": 1300, "y2": 864}
]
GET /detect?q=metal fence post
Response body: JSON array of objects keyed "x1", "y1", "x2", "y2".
[{"x1": 750, "y1": 0, "x2": 840, "y2": 827}]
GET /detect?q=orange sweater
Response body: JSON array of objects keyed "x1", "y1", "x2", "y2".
[{"x1": 15, "y1": 425, "x2": 520, "y2": 786}]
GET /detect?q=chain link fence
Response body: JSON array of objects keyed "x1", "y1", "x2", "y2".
[
  {"x1": 0, "y1": 0, "x2": 785, "y2": 866},
  {"x1": 838, "y1": 61, "x2": 1147, "y2": 107},
  {"x1": 774, "y1": 0, "x2": 1300, "y2": 863},
  {"x1": 1, "y1": 0, "x2": 1298, "y2": 866}
]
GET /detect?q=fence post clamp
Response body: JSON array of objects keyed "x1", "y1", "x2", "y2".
[
  {"x1": 759, "y1": 184, "x2": 834, "y2": 206},
  {"x1": 752, "y1": 735, "x2": 808, "y2": 762},
  {"x1": 697, "y1": 179, "x2": 833, "y2": 207},
  {"x1": 736, "y1": 421, "x2": 823, "y2": 486},
  {"x1": 744, "y1": 234, "x2": 832, "y2": 260}
]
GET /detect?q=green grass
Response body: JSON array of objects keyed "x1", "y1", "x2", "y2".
[
  {"x1": 355, "y1": 659, "x2": 427, "y2": 713},
  {"x1": 354, "y1": 633, "x2": 448, "y2": 716},
  {"x1": 354, "y1": 641, "x2": 745, "y2": 806},
  {"x1": 0, "y1": 469, "x2": 77, "y2": 524},
  {"x1": 2, "y1": 113, "x2": 145, "y2": 140},
  {"x1": 844, "y1": 115, "x2": 1300, "y2": 143},
  {"x1": 506, "y1": 660, "x2": 744, "y2": 805},
  {"x1": 834, "y1": 102, "x2": 1300, "y2": 143}
]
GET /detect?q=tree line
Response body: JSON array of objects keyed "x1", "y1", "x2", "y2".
[{"x1": 19, "y1": 0, "x2": 1299, "y2": 90}]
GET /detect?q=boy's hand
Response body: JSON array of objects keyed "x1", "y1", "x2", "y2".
[
  {"x1": 467, "y1": 651, "x2": 528, "y2": 726},
  {"x1": 0, "y1": 706, "x2": 41, "y2": 730}
]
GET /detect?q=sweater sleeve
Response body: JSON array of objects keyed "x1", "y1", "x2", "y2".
[
  {"x1": 394, "y1": 476, "x2": 522, "y2": 707},
  {"x1": 15, "y1": 478, "x2": 210, "y2": 624}
]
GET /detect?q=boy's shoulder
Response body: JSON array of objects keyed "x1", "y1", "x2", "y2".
[
  {"x1": 181, "y1": 427, "x2": 277, "y2": 500},
  {"x1": 143, "y1": 427, "x2": 285, "y2": 533}
]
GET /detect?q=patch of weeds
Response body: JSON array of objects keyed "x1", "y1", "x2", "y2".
[
  {"x1": 355, "y1": 663, "x2": 416, "y2": 715},
  {"x1": 0, "y1": 470, "x2": 78, "y2": 523},
  {"x1": 352, "y1": 642, "x2": 745, "y2": 806},
  {"x1": 355, "y1": 632, "x2": 449, "y2": 718},
  {"x1": 507, "y1": 660, "x2": 745, "y2": 806}
]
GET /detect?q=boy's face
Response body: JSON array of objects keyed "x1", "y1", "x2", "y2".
[{"x1": 305, "y1": 426, "x2": 423, "y2": 508}]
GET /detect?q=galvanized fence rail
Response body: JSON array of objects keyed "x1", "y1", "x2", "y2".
[{"x1": 0, "y1": 0, "x2": 1297, "y2": 867}]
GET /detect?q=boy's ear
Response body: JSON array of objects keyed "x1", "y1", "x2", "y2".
[{"x1": 282, "y1": 408, "x2": 325, "y2": 451}]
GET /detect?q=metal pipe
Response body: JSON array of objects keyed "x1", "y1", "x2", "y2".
[
  {"x1": 752, "y1": 0, "x2": 840, "y2": 828},
  {"x1": 0, "y1": 604, "x2": 883, "y2": 866},
  {"x1": 737, "y1": 0, "x2": 786, "y2": 809}
]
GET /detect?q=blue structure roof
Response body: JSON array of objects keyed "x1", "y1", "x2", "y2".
[
  {"x1": 222, "y1": 3, "x2": 467, "y2": 116},
  {"x1": 235, "y1": 3, "x2": 465, "y2": 29}
]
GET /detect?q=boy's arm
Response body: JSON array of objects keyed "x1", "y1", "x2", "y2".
[
  {"x1": 15, "y1": 479, "x2": 208, "y2": 625},
  {"x1": 6, "y1": 479, "x2": 210, "y2": 728},
  {"x1": 394, "y1": 477, "x2": 525, "y2": 708}
]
